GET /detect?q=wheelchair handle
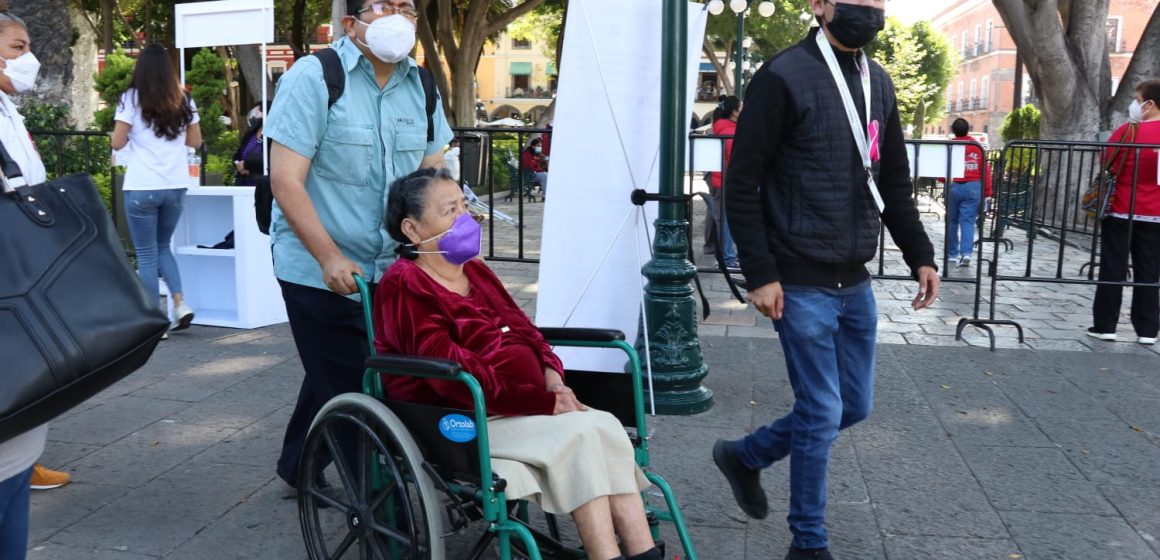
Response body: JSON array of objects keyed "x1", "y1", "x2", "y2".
[{"x1": 353, "y1": 272, "x2": 375, "y2": 355}]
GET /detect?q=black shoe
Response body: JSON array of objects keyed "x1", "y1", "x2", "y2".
[
  {"x1": 712, "y1": 439, "x2": 768, "y2": 519},
  {"x1": 785, "y1": 547, "x2": 834, "y2": 560}
]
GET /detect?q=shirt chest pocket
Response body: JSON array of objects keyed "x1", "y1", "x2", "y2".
[
  {"x1": 391, "y1": 126, "x2": 428, "y2": 175},
  {"x1": 314, "y1": 125, "x2": 376, "y2": 187}
]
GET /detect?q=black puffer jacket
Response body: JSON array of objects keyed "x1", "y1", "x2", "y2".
[{"x1": 725, "y1": 28, "x2": 935, "y2": 289}]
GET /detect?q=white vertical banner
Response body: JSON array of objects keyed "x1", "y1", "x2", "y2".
[{"x1": 535, "y1": 1, "x2": 709, "y2": 373}]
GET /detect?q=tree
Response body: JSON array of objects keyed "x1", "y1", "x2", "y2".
[
  {"x1": 702, "y1": 0, "x2": 811, "y2": 96},
  {"x1": 416, "y1": 0, "x2": 550, "y2": 126},
  {"x1": 865, "y1": 18, "x2": 956, "y2": 134},
  {"x1": 992, "y1": 0, "x2": 1160, "y2": 140},
  {"x1": 10, "y1": 1, "x2": 83, "y2": 119},
  {"x1": 275, "y1": 0, "x2": 331, "y2": 60},
  {"x1": 991, "y1": 1, "x2": 1159, "y2": 225}
]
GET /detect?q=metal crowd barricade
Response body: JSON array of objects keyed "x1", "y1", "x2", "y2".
[
  {"x1": 962, "y1": 137, "x2": 1160, "y2": 346},
  {"x1": 449, "y1": 126, "x2": 551, "y2": 264},
  {"x1": 686, "y1": 133, "x2": 1012, "y2": 346}
]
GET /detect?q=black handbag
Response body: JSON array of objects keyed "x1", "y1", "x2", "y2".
[{"x1": 0, "y1": 140, "x2": 169, "y2": 444}]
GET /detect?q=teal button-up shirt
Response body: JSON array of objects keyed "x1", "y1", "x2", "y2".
[{"x1": 266, "y1": 37, "x2": 453, "y2": 292}]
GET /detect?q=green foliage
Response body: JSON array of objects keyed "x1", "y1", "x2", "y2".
[
  {"x1": 92, "y1": 50, "x2": 136, "y2": 132},
  {"x1": 188, "y1": 48, "x2": 228, "y2": 155},
  {"x1": 19, "y1": 99, "x2": 73, "y2": 131},
  {"x1": 1000, "y1": 104, "x2": 1041, "y2": 173},
  {"x1": 864, "y1": 18, "x2": 956, "y2": 130},
  {"x1": 999, "y1": 104, "x2": 1041, "y2": 143},
  {"x1": 507, "y1": 0, "x2": 567, "y2": 63}
]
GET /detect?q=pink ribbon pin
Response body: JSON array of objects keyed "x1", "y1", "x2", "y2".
[{"x1": 868, "y1": 119, "x2": 881, "y2": 162}]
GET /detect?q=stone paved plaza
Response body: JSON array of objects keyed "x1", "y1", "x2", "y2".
[{"x1": 23, "y1": 178, "x2": 1160, "y2": 559}]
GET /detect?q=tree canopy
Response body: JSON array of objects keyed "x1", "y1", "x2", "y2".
[{"x1": 865, "y1": 18, "x2": 957, "y2": 132}]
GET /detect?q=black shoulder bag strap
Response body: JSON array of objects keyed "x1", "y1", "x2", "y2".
[
  {"x1": 313, "y1": 49, "x2": 436, "y2": 143},
  {"x1": 417, "y1": 66, "x2": 437, "y2": 143},
  {"x1": 0, "y1": 138, "x2": 52, "y2": 226},
  {"x1": 311, "y1": 48, "x2": 346, "y2": 109}
]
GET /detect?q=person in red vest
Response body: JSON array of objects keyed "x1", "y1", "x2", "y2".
[{"x1": 948, "y1": 118, "x2": 992, "y2": 268}]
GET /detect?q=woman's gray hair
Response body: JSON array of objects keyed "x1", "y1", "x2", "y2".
[
  {"x1": 0, "y1": 12, "x2": 26, "y2": 31},
  {"x1": 386, "y1": 167, "x2": 457, "y2": 260}
]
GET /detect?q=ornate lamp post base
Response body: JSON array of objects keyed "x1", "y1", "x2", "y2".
[{"x1": 637, "y1": 219, "x2": 713, "y2": 416}]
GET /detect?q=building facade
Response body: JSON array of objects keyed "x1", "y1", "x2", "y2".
[{"x1": 927, "y1": 0, "x2": 1157, "y2": 143}]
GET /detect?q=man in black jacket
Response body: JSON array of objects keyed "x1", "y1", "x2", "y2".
[{"x1": 712, "y1": 1, "x2": 940, "y2": 559}]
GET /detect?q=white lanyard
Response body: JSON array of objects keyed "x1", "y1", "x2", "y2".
[{"x1": 816, "y1": 30, "x2": 885, "y2": 213}]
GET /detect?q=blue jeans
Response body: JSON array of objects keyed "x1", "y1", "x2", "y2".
[
  {"x1": 710, "y1": 190, "x2": 738, "y2": 266},
  {"x1": 0, "y1": 467, "x2": 33, "y2": 560},
  {"x1": 125, "y1": 189, "x2": 186, "y2": 304},
  {"x1": 947, "y1": 181, "x2": 981, "y2": 259},
  {"x1": 735, "y1": 281, "x2": 877, "y2": 550}
]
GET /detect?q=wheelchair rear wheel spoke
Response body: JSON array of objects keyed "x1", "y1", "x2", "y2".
[
  {"x1": 299, "y1": 395, "x2": 445, "y2": 559},
  {"x1": 331, "y1": 529, "x2": 358, "y2": 558}
]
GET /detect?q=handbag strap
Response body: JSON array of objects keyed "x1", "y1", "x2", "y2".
[
  {"x1": 0, "y1": 137, "x2": 28, "y2": 193},
  {"x1": 1106, "y1": 123, "x2": 1139, "y2": 177},
  {"x1": 0, "y1": 137, "x2": 53, "y2": 226}
]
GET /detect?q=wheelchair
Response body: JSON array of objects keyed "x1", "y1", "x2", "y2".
[{"x1": 297, "y1": 274, "x2": 697, "y2": 559}]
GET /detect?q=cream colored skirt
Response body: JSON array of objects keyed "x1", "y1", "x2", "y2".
[{"x1": 488, "y1": 409, "x2": 651, "y2": 514}]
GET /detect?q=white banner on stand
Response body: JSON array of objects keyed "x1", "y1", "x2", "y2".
[{"x1": 535, "y1": 1, "x2": 708, "y2": 373}]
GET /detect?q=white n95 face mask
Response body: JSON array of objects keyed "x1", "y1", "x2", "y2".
[
  {"x1": 3, "y1": 51, "x2": 40, "y2": 93},
  {"x1": 1128, "y1": 99, "x2": 1147, "y2": 122},
  {"x1": 357, "y1": 15, "x2": 417, "y2": 64}
]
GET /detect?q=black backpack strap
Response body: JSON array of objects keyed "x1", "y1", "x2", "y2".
[
  {"x1": 311, "y1": 48, "x2": 345, "y2": 109},
  {"x1": 417, "y1": 67, "x2": 436, "y2": 143}
]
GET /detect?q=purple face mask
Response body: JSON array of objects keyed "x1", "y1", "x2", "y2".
[{"x1": 409, "y1": 212, "x2": 482, "y2": 265}]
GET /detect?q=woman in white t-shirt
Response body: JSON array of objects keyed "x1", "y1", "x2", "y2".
[
  {"x1": 111, "y1": 44, "x2": 202, "y2": 332},
  {"x1": 0, "y1": 8, "x2": 49, "y2": 559}
]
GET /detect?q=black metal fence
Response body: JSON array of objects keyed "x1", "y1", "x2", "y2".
[
  {"x1": 34, "y1": 127, "x2": 1159, "y2": 351},
  {"x1": 962, "y1": 137, "x2": 1160, "y2": 345}
]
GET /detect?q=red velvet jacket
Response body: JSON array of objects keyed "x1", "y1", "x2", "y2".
[{"x1": 374, "y1": 259, "x2": 563, "y2": 416}]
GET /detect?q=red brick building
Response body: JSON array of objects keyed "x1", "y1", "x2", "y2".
[{"x1": 926, "y1": 0, "x2": 1157, "y2": 144}]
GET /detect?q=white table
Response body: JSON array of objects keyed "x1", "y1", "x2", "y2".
[{"x1": 169, "y1": 186, "x2": 287, "y2": 329}]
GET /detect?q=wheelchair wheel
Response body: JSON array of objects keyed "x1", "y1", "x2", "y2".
[{"x1": 299, "y1": 393, "x2": 445, "y2": 560}]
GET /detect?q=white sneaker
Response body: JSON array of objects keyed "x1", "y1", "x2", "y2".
[
  {"x1": 1086, "y1": 329, "x2": 1116, "y2": 341},
  {"x1": 957, "y1": 256, "x2": 971, "y2": 268},
  {"x1": 1138, "y1": 337, "x2": 1157, "y2": 345},
  {"x1": 171, "y1": 303, "x2": 195, "y2": 331}
]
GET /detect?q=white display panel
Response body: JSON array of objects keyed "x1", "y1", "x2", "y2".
[
  {"x1": 907, "y1": 142, "x2": 967, "y2": 179},
  {"x1": 535, "y1": 0, "x2": 708, "y2": 373},
  {"x1": 174, "y1": 0, "x2": 275, "y2": 49}
]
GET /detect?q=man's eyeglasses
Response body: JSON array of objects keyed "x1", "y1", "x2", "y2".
[{"x1": 356, "y1": 2, "x2": 419, "y2": 19}]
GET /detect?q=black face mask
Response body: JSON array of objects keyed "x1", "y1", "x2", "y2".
[{"x1": 822, "y1": 1, "x2": 885, "y2": 50}]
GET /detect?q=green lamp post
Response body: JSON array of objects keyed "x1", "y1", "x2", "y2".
[{"x1": 638, "y1": 0, "x2": 713, "y2": 415}]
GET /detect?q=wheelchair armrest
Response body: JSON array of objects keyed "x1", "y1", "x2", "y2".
[
  {"x1": 366, "y1": 355, "x2": 461, "y2": 379},
  {"x1": 538, "y1": 328, "x2": 625, "y2": 343}
]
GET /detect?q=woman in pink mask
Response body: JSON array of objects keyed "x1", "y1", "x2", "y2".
[{"x1": 375, "y1": 168, "x2": 662, "y2": 560}]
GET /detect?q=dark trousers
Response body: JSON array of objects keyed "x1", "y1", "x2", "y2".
[
  {"x1": 703, "y1": 187, "x2": 720, "y2": 253},
  {"x1": 1093, "y1": 218, "x2": 1160, "y2": 338},
  {"x1": 277, "y1": 279, "x2": 373, "y2": 487}
]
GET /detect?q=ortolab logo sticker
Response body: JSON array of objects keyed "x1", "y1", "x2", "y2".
[{"x1": 439, "y1": 414, "x2": 476, "y2": 443}]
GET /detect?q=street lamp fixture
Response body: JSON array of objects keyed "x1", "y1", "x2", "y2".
[{"x1": 718, "y1": 0, "x2": 776, "y2": 96}]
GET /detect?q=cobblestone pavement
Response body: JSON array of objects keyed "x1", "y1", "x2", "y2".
[
  {"x1": 475, "y1": 180, "x2": 1160, "y2": 356},
  {"x1": 27, "y1": 327, "x2": 1160, "y2": 559}
]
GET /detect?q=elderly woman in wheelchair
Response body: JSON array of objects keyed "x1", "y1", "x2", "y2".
[{"x1": 370, "y1": 167, "x2": 663, "y2": 560}]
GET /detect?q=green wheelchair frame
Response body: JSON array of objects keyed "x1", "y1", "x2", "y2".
[{"x1": 296, "y1": 273, "x2": 697, "y2": 559}]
